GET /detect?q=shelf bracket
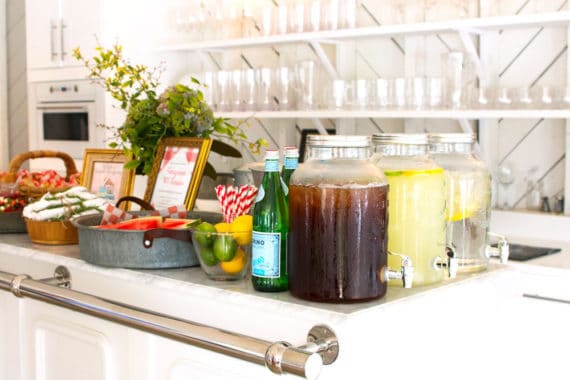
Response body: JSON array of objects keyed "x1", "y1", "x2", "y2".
[
  {"x1": 457, "y1": 29, "x2": 485, "y2": 81},
  {"x1": 308, "y1": 41, "x2": 339, "y2": 80}
]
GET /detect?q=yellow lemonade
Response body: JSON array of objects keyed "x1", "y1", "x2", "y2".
[{"x1": 385, "y1": 168, "x2": 447, "y2": 286}]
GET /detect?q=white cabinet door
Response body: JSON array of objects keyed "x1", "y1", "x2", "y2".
[
  {"x1": 25, "y1": 0, "x2": 100, "y2": 69},
  {"x1": 59, "y1": 0, "x2": 101, "y2": 65},
  {"x1": 25, "y1": 0, "x2": 59, "y2": 69},
  {"x1": 0, "y1": 290, "x2": 22, "y2": 380},
  {"x1": 18, "y1": 298, "x2": 130, "y2": 380}
]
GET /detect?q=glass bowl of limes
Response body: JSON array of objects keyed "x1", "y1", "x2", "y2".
[{"x1": 191, "y1": 215, "x2": 252, "y2": 281}]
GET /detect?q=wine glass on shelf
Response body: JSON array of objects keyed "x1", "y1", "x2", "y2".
[{"x1": 496, "y1": 162, "x2": 515, "y2": 210}]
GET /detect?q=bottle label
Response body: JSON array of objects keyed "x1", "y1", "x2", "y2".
[
  {"x1": 252, "y1": 231, "x2": 282, "y2": 278},
  {"x1": 284, "y1": 156, "x2": 298, "y2": 170},
  {"x1": 265, "y1": 159, "x2": 279, "y2": 172}
]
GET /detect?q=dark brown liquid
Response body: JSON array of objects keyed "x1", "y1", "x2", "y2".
[{"x1": 288, "y1": 184, "x2": 389, "y2": 303}]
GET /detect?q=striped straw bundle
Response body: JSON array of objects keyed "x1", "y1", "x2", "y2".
[{"x1": 215, "y1": 185, "x2": 258, "y2": 223}]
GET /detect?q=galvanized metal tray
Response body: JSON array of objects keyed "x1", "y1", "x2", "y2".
[{"x1": 72, "y1": 211, "x2": 222, "y2": 269}]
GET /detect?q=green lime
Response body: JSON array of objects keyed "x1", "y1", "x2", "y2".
[
  {"x1": 213, "y1": 234, "x2": 237, "y2": 262},
  {"x1": 199, "y1": 246, "x2": 219, "y2": 266},
  {"x1": 194, "y1": 222, "x2": 216, "y2": 247}
]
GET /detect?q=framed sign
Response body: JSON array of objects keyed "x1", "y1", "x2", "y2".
[
  {"x1": 144, "y1": 137, "x2": 212, "y2": 210},
  {"x1": 80, "y1": 149, "x2": 135, "y2": 209}
]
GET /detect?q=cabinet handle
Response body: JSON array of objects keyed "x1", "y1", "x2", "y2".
[
  {"x1": 60, "y1": 18, "x2": 67, "y2": 60},
  {"x1": 0, "y1": 266, "x2": 339, "y2": 379},
  {"x1": 50, "y1": 19, "x2": 59, "y2": 62}
]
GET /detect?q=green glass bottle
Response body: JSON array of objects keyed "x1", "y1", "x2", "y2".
[
  {"x1": 281, "y1": 146, "x2": 299, "y2": 190},
  {"x1": 252, "y1": 149, "x2": 289, "y2": 292}
]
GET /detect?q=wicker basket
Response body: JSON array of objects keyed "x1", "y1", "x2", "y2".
[
  {"x1": 25, "y1": 218, "x2": 78, "y2": 245},
  {"x1": 2, "y1": 150, "x2": 78, "y2": 200}
]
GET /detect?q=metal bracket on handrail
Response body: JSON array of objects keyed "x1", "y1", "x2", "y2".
[{"x1": 0, "y1": 266, "x2": 338, "y2": 379}]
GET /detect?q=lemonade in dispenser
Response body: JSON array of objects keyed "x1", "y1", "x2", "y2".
[{"x1": 372, "y1": 133, "x2": 456, "y2": 286}]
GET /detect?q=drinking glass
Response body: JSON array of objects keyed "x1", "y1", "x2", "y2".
[
  {"x1": 275, "y1": 4, "x2": 288, "y2": 34},
  {"x1": 512, "y1": 86, "x2": 533, "y2": 109},
  {"x1": 392, "y1": 77, "x2": 407, "y2": 109},
  {"x1": 215, "y1": 70, "x2": 232, "y2": 111},
  {"x1": 495, "y1": 87, "x2": 513, "y2": 109},
  {"x1": 294, "y1": 61, "x2": 318, "y2": 110},
  {"x1": 305, "y1": 0, "x2": 321, "y2": 32},
  {"x1": 496, "y1": 162, "x2": 515, "y2": 210},
  {"x1": 339, "y1": 0, "x2": 357, "y2": 29},
  {"x1": 274, "y1": 66, "x2": 294, "y2": 110},
  {"x1": 426, "y1": 77, "x2": 443, "y2": 109},
  {"x1": 407, "y1": 77, "x2": 426, "y2": 110},
  {"x1": 321, "y1": 0, "x2": 340, "y2": 30},
  {"x1": 230, "y1": 69, "x2": 243, "y2": 111},
  {"x1": 532, "y1": 86, "x2": 553, "y2": 109},
  {"x1": 329, "y1": 79, "x2": 349, "y2": 109},
  {"x1": 256, "y1": 67, "x2": 273, "y2": 111},
  {"x1": 373, "y1": 78, "x2": 390, "y2": 109},
  {"x1": 289, "y1": 0, "x2": 305, "y2": 33},
  {"x1": 242, "y1": 69, "x2": 256, "y2": 111},
  {"x1": 352, "y1": 79, "x2": 371, "y2": 110},
  {"x1": 202, "y1": 71, "x2": 216, "y2": 108},
  {"x1": 443, "y1": 51, "x2": 464, "y2": 109},
  {"x1": 258, "y1": 4, "x2": 274, "y2": 36}
]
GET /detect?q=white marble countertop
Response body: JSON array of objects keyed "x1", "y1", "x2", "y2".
[{"x1": 1, "y1": 232, "x2": 569, "y2": 315}]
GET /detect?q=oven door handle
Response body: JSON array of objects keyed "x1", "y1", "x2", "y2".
[{"x1": 36, "y1": 105, "x2": 91, "y2": 111}]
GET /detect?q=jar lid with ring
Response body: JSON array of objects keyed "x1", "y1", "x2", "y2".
[{"x1": 293, "y1": 135, "x2": 386, "y2": 186}]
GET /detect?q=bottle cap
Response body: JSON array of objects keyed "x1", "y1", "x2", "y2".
[
  {"x1": 283, "y1": 146, "x2": 299, "y2": 157},
  {"x1": 265, "y1": 149, "x2": 279, "y2": 160}
]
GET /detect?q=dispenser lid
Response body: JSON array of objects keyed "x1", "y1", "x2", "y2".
[
  {"x1": 428, "y1": 133, "x2": 476, "y2": 144},
  {"x1": 307, "y1": 135, "x2": 370, "y2": 147},
  {"x1": 371, "y1": 133, "x2": 428, "y2": 145}
]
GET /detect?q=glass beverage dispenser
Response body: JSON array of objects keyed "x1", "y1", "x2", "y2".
[
  {"x1": 288, "y1": 135, "x2": 413, "y2": 303},
  {"x1": 428, "y1": 133, "x2": 508, "y2": 272},
  {"x1": 372, "y1": 133, "x2": 454, "y2": 286}
]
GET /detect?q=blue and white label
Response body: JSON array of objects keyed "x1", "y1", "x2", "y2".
[
  {"x1": 284, "y1": 156, "x2": 298, "y2": 170},
  {"x1": 252, "y1": 231, "x2": 281, "y2": 278},
  {"x1": 265, "y1": 159, "x2": 279, "y2": 172}
]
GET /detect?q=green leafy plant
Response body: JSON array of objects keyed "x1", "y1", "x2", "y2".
[{"x1": 72, "y1": 44, "x2": 266, "y2": 177}]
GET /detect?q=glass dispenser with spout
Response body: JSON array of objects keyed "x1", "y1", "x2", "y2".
[
  {"x1": 428, "y1": 133, "x2": 509, "y2": 272},
  {"x1": 288, "y1": 135, "x2": 413, "y2": 303},
  {"x1": 372, "y1": 133, "x2": 455, "y2": 286}
]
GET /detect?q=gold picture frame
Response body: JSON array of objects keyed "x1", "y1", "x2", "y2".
[
  {"x1": 80, "y1": 149, "x2": 135, "y2": 210},
  {"x1": 144, "y1": 137, "x2": 212, "y2": 211}
]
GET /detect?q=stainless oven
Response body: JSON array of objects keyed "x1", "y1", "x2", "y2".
[{"x1": 29, "y1": 80, "x2": 104, "y2": 163}]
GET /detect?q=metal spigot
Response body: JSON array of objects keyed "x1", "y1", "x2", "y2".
[
  {"x1": 433, "y1": 247, "x2": 458, "y2": 279},
  {"x1": 486, "y1": 232, "x2": 510, "y2": 264},
  {"x1": 384, "y1": 251, "x2": 414, "y2": 288}
]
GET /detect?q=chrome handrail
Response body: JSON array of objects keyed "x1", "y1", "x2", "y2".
[{"x1": 0, "y1": 266, "x2": 338, "y2": 379}]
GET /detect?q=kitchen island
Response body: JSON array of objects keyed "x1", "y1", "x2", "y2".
[{"x1": 1, "y1": 233, "x2": 569, "y2": 380}]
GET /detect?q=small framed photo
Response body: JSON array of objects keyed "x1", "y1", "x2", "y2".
[
  {"x1": 80, "y1": 149, "x2": 135, "y2": 209},
  {"x1": 144, "y1": 137, "x2": 212, "y2": 210}
]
